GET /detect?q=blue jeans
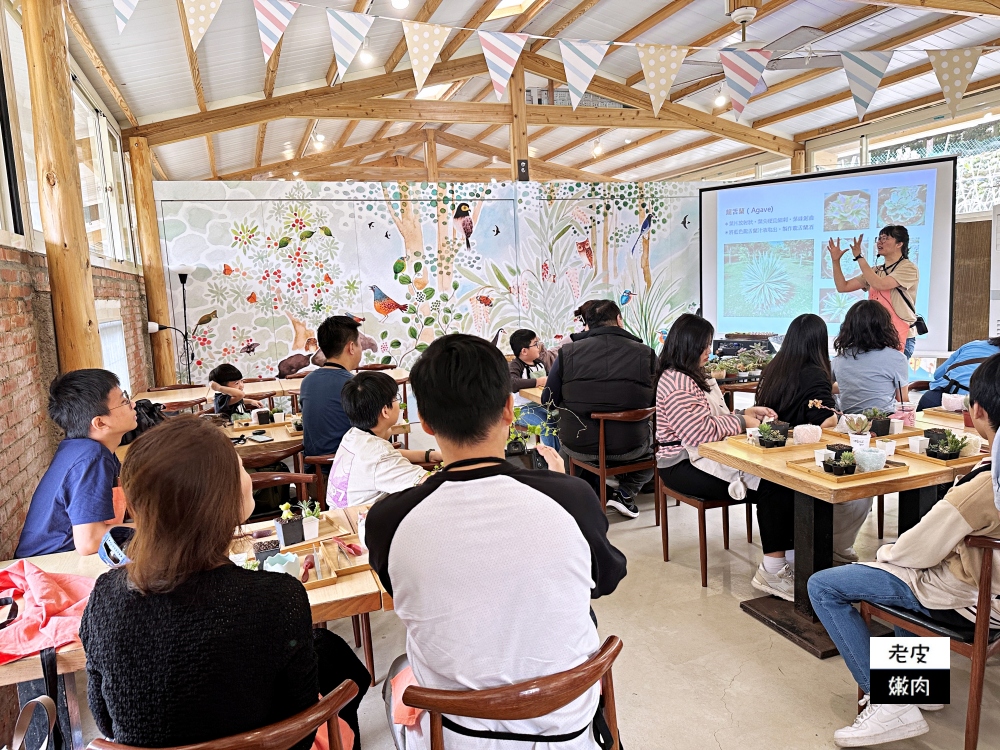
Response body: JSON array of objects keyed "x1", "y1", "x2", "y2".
[
  {"x1": 808, "y1": 565, "x2": 930, "y2": 695},
  {"x1": 516, "y1": 402, "x2": 561, "y2": 450},
  {"x1": 904, "y1": 336, "x2": 916, "y2": 359}
]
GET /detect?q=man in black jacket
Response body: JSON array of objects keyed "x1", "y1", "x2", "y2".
[{"x1": 542, "y1": 299, "x2": 657, "y2": 518}]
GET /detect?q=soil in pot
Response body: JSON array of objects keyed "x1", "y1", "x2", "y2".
[
  {"x1": 827, "y1": 444, "x2": 852, "y2": 460},
  {"x1": 275, "y1": 516, "x2": 304, "y2": 547},
  {"x1": 870, "y1": 418, "x2": 890, "y2": 437},
  {"x1": 771, "y1": 421, "x2": 790, "y2": 437},
  {"x1": 923, "y1": 428, "x2": 947, "y2": 443},
  {"x1": 253, "y1": 539, "x2": 280, "y2": 563}
]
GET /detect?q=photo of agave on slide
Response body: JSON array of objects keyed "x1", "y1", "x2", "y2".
[
  {"x1": 824, "y1": 190, "x2": 871, "y2": 232},
  {"x1": 819, "y1": 288, "x2": 864, "y2": 324},
  {"x1": 877, "y1": 185, "x2": 927, "y2": 226},
  {"x1": 724, "y1": 241, "x2": 814, "y2": 317}
]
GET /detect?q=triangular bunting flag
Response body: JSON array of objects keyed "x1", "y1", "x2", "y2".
[
  {"x1": 402, "y1": 21, "x2": 452, "y2": 92},
  {"x1": 182, "y1": 0, "x2": 222, "y2": 49},
  {"x1": 254, "y1": 0, "x2": 300, "y2": 63},
  {"x1": 558, "y1": 40, "x2": 611, "y2": 110},
  {"x1": 326, "y1": 10, "x2": 376, "y2": 83},
  {"x1": 719, "y1": 49, "x2": 771, "y2": 121},
  {"x1": 636, "y1": 44, "x2": 687, "y2": 116},
  {"x1": 478, "y1": 31, "x2": 530, "y2": 101},
  {"x1": 114, "y1": 0, "x2": 137, "y2": 34},
  {"x1": 927, "y1": 48, "x2": 982, "y2": 117},
  {"x1": 841, "y1": 51, "x2": 893, "y2": 121}
]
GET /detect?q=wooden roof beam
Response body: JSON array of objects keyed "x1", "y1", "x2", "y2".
[
  {"x1": 384, "y1": 0, "x2": 445, "y2": 73},
  {"x1": 254, "y1": 37, "x2": 284, "y2": 167},
  {"x1": 609, "y1": 135, "x2": 720, "y2": 174},
  {"x1": 440, "y1": 0, "x2": 505, "y2": 61},
  {"x1": 296, "y1": 167, "x2": 513, "y2": 181},
  {"x1": 603, "y1": 0, "x2": 701, "y2": 60},
  {"x1": 647, "y1": 147, "x2": 765, "y2": 180},
  {"x1": 864, "y1": 0, "x2": 1000, "y2": 15},
  {"x1": 571, "y1": 130, "x2": 676, "y2": 168},
  {"x1": 528, "y1": 0, "x2": 605, "y2": 53},
  {"x1": 539, "y1": 128, "x2": 610, "y2": 160},
  {"x1": 171, "y1": 0, "x2": 216, "y2": 176}
]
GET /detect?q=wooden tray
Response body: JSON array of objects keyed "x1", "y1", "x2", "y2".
[
  {"x1": 785, "y1": 457, "x2": 909, "y2": 483},
  {"x1": 344, "y1": 504, "x2": 372, "y2": 534},
  {"x1": 286, "y1": 424, "x2": 303, "y2": 436},
  {"x1": 278, "y1": 511, "x2": 351, "y2": 549},
  {"x1": 823, "y1": 425, "x2": 924, "y2": 442},
  {"x1": 894, "y1": 448, "x2": 986, "y2": 467},
  {"x1": 284, "y1": 534, "x2": 370, "y2": 576},
  {"x1": 725, "y1": 435, "x2": 822, "y2": 453},
  {"x1": 922, "y1": 407, "x2": 965, "y2": 422},
  {"x1": 227, "y1": 541, "x2": 340, "y2": 589}
]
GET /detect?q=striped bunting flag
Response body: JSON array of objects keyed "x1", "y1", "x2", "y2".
[
  {"x1": 478, "y1": 31, "x2": 530, "y2": 101},
  {"x1": 558, "y1": 40, "x2": 610, "y2": 110},
  {"x1": 254, "y1": 0, "x2": 300, "y2": 63},
  {"x1": 636, "y1": 44, "x2": 687, "y2": 116},
  {"x1": 113, "y1": 0, "x2": 137, "y2": 34},
  {"x1": 927, "y1": 48, "x2": 982, "y2": 117},
  {"x1": 719, "y1": 49, "x2": 771, "y2": 121},
  {"x1": 841, "y1": 51, "x2": 893, "y2": 121},
  {"x1": 182, "y1": 0, "x2": 222, "y2": 50},
  {"x1": 326, "y1": 10, "x2": 376, "y2": 83},
  {"x1": 402, "y1": 21, "x2": 452, "y2": 92}
]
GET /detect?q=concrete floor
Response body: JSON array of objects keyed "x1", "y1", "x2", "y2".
[{"x1": 341, "y1": 490, "x2": 1000, "y2": 750}]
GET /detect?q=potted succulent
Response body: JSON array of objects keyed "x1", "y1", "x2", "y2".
[
  {"x1": 253, "y1": 539, "x2": 280, "y2": 563},
  {"x1": 271, "y1": 407, "x2": 286, "y2": 423},
  {"x1": 837, "y1": 451, "x2": 857, "y2": 475},
  {"x1": 708, "y1": 358, "x2": 727, "y2": 381},
  {"x1": 927, "y1": 431, "x2": 967, "y2": 460},
  {"x1": 826, "y1": 443, "x2": 853, "y2": 460},
  {"x1": 292, "y1": 418, "x2": 303, "y2": 432},
  {"x1": 844, "y1": 415, "x2": 872, "y2": 451},
  {"x1": 274, "y1": 502, "x2": 304, "y2": 547},
  {"x1": 736, "y1": 362, "x2": 750, "y2": 382},
  {"x1": 722, "y1": 359, "x2": 739, "y2": 381},
  {"x1": 863, "y1": 408, "x2": 892, "y2": 437},
  {"x1": 769, "y1": 420, "x2": 790, "y2": 437},
  {"x1": 757, "y1": 422, "x2": 787, "y2": 448},
  {"x1": 299, "y1": 500, "x2": 322, "y2": 541}
]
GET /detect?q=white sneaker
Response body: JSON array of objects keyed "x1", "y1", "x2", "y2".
[
  {"x1": 915, "y1": 704, "x2": 944, "y2": 711},
  {"x1": 834, "y1": 695, "x2": 929, "y2": 747},
  {"x1": 751, "y1": 563, "x2": 794, "y2": 601},
  {"x1": 833, "y1": 547, "x2": 859, "y2": 563}
]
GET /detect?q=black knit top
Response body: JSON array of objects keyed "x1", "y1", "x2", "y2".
[{"x1": 79, "y1": 564, "x2": 319, "y2": 749}]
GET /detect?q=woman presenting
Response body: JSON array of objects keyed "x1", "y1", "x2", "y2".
[{"x1": 827, "y1": 225, "x2": 919, "y2": 358}]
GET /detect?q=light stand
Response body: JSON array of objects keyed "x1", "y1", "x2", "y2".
[{"x1": 148, "y1": 322, "x2": 191, "y2": 384}]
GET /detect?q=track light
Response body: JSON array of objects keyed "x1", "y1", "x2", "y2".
[
  {"x1": 292, "y1": 171, "x2": 300, "y2": 177},
  {"x1": 624, "y1": 138, "x2": 631, "y2": 144},
  {"x1": 592, "y1": 139, "x2": 603, "y2": 156},
  {"x1": 359, "y1": 38, "x2": 373, "y2": 64},
  {"x1": 315, "y1": 133, "x2": 325, "y2": 142},
  {"x1": 714, "y1": 89, "x2": 727, "y2": 108},
  {"x1": 391, "y1": 0, "x2": 408, "y2": 8}
]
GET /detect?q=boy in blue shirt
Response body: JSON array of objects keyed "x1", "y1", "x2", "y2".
[
  {"x1": 208, "y1": 363, "x2": 262, "y2": 417},
  {"x1": 16, "y1": 369, "x2": 137, "y2": 557},
  {"x1": 300, "y1": 315, "x2": 363, "y2": 460}
]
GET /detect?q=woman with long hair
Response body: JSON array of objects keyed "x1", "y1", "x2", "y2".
[
  {"x1": 656, "y1": 314, "x2": 797, "y2": 600},
  {"x1": 79, "y1": 416, "x2": 370, "y2": 749},
  {"x1": 755, "y1": 313, "x2": 837, "y2": 429},
  {"x1": 832, "y1": 300, "x2": 909, "y2": 415}
]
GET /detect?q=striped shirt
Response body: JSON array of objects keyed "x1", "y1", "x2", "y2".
[{"x1": 655, "y1": 370, "x2": 744, "y2": 465}]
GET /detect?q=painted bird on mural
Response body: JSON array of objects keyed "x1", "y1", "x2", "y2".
[
  {"x1": 453, "y1": 203, "x2": 475, "y2": 249},
  {"x1": 393, "y1": 257, "x2": 406, "y2": 280},
  {"x1": 657, "y1": 328, "x2": 670, "y2": 345},
  {"x1": 629, "y1": 214, "x2": 653, "y2": 255},
  {"x1": 681, "y1": 215, "x2": 690, "y2": 229},
  {"x1": 575, "y1": 238, "x2": 594, "y2": 268},
  {"x1": 370, "y1": 285, "x2": 407, "y2": 321},
  {"x1": 490, "y1": 328, "x2": 505, "y2": 346},
  {"x1": 620, "y1": 290, "x2": 636, "y2": 307}
]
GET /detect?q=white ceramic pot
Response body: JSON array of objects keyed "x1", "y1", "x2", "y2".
[
  {"x1": 302, "y1": 515, "x2": 320, "y2": 541},
  {"x1": 814, "y1": 449, "x2": 834, "y2": 467},
  {"x1": 263, "y1": 552, "x2": 300, "y2": 578},
  {"x1": 889, "y1": 419, "x2": 904, "y2": 435},
  {"x1": 849, "y1": 433, "x2": 871, "y2": 452},
  {"x1": 908, "y1": 436, "x2": 930, "y2": 454},
  {"x1": 875, "y1": 439, "x2": 896, "y2": 457},
  {"x1": 272, "y1": 411, "x2": 285, "y2": 423}
]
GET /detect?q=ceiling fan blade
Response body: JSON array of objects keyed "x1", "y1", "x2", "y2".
[
  {"x1": 766, "y1": 54, "x2": 843, "y2": 71},
  {"x1": 763, "y1": 26, "x2": 827, "y2": 54}
]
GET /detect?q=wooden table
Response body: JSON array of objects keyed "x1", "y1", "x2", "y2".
[
  {"x1": 698, "y1": 437, "x2": 957, "y2": 658},
  {"x1": 519, "y1": 387, "x2": 543, "y2": 405}
]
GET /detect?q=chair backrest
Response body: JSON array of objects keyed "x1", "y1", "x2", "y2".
[
  {"x1": 161, "y1": 398, "x2": 207, "y2": 413},
  {"x1": 965, "y1": 535, "x2": 1000, "y2": 641},
  {"x1": 250, "y1": 472, "x2": 314, "y2": 491},
  {"x1": 402, "y1": 636, "x2": 622, "y2": 750},
  {"x1": 148, "y1": 383, "x2": 204, "y2": 392},
  {"x1": 304, "y1": 454, "x2": 337, "y2": 507},
  {"x1": 285, "y1": 372, "x2": 309, "y2": 379},
  {"x1": 86, "y1": 679, "x2": 358, "y2": 750},
  {"x1": 241, "y1": 444, "x2": 304, "y2": 470},
  {"x1": 242, "y1": 377, "x2": 277, "y2": 382},
  {"x1": 591, "y1": 408, "x2": 655, "y2": 423},
  {"x1": 908, "y1": 380, "x2": 931, "y2": 392},
  {"x1": 355, "y1": 364, "x2": 394, "y2": 372}
]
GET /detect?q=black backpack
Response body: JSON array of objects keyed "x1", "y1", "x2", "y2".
[{"x1": 119, "y1": 399, "x2": 166, "y2": 445}]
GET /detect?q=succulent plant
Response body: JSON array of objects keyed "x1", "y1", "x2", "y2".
[
  {"x1": 757, "y1": 422, "x2": 775, "y2": 439},
  {"x1": 844, "y1": 415, "x2": 870, "y2": 434},
  {"x1": 944, "y1": 431, "x2": 969, "y2": 454},
  {"x1": 862, "y1": 408, "x2": 891, "y2": 420},
  {"x1": 839, "y1": 451, "x2": 855, "y2": 466},
  {"x1": 825, "y1": 192, "x2": 871, "y2": 230},
  {"x1": 740, "y1": 251, "x2": 793, "y2": 313}
]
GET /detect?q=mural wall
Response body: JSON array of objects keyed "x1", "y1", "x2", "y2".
[{"x1": 154, "y1": 179, "x2": 701, "y2": 382}]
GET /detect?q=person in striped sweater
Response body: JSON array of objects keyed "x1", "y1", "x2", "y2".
[{"x1": 655, "y1": 314, "x2": 797, "y2": 600}]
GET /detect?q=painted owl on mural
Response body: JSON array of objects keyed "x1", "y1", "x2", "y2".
[{"x1": 575, "y1": 238, "x2": 594, "y2": 269}]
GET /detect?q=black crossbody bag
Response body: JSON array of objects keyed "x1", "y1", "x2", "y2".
[{"x1": 893, "y1": 287, "x2": 929, "y2": 336}]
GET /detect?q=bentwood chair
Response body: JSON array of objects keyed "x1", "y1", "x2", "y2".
[
  {"x1": 305, "y1": 454, "x2": 336, "y2": 508},
  {"x1": 241, "y1": 443, "x2": 304, "y2": 474},
  {"x1": 402, "y1": 636, "x2": 623, "y2": 750},
  {"x1": 567, "y1": 408, "x2": 658, "y2": 518},
  {"x1": 87, "y1": 679, "x2": 359, "y2": 750},
  {"x1": 250, "y1": 472, "x2": 314, "y2": 515},
  {"x1": 148, "y1": 383, "x2": 203, "y2": 392},
  {"x1": 860, "y1": 535, "x2": 1000, "y2": 750}
]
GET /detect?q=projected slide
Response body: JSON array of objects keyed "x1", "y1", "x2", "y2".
[{"x1": 700, "y1": 158, "x2": 956, "y2": 353}]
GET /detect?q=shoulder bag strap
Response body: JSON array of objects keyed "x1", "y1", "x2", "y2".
[
  {"x1": 40, "y1": 649, "x2": 63, "y2": 750},
  {"x1": 892, "y1": 285, "x2": 917, "y2": 314},
  {"x1": 0, "y1": 597, "x2": 18, "y2": 630},
  {"x1": 6, "y1": 696, "x2": 56, "y2": 750}
]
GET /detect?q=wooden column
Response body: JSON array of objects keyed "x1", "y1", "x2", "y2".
[
  {"x1": 790, "y1": 149, "x2": 806, "y2": 175},
  {"x1": 22, "y1": 0, "x2": 102, "y2": 372},
  {"x1": 129, "y1": 136, "x2": 177, "y2": 386},
  {"x1": 509, "y1": 61, "x2": 528, "y2": 181},
  {"x1": 424, "y1": 129, "x2": 439, "y2": 183}
]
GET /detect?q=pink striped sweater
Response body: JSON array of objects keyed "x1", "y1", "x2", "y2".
[{"x1": 656, "y1": 370, "x2": 744, "y2": 465}]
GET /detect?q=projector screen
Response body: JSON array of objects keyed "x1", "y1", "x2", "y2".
[{"x1": 700, "y1": 157, "x2": 956, "y2": 353}]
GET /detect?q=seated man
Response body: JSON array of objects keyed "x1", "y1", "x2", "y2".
[
  {"x1": 367, "y1": 334, "x2": 626, "y2": 750},
  {"x1": 16, "y1": 369, "x2": 137, "y2": 557},
  {"x1": 917, "y1": 335, "x2": 1000, "y2": 411},
  {"x1": 508, "y1": 328, "x2": 559, "y2": 450},
  {"x1": 300, "y1": 315, "x2": 363, "y2": 461},
  {"x1": 808, "y1": 352, "x2": 1000, "y2": 748},
  {"x1": 208, "y1": 363, "x2": 262, "y2": 417},
  {"x1": 327, "y1": 371, "x2": 441, "y2": 508},
  {"x1": 542, "y1": 299, "x2": 657, "y2": 518}
]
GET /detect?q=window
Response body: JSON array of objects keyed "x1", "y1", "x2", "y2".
[
  {"x1": 4, "y1": 6, "x2": 39, "y2": 233},
  {"x1": 97, "y1": 301, "x2": 132, "y2": 395}
]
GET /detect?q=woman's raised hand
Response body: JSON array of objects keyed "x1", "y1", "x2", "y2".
[{"x1": 827, "y1": 237, "x2": 847, "y2": 261}]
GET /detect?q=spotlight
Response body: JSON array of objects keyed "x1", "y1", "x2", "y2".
[
  {"x1": 624, "y1": 138, "x2": 631, "y2": 144},
  {"x1": 292, "y1": 171, "x2": 300, "y2": 177},
  {"x1": 359, "y1": 38, "x2": 373, "y2": 64},
  {"x1": 391, "y1": 0, "x2": 408, "y2": 8},
  {"x1": 314, "y1": 133, "x2": 325, "y2": 142},
  {"x1": 714, "y1": 92, "x2": 727, "y2": 108},
  {"x1": 592, "y1": 139, "x2": 603, "y2": 156}
]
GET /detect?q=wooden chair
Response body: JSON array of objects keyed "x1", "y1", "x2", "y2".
[
  {"x1": 148, "y1": 383, "x2": 203, "y2": 392},
  {"x1": 860, "y1": 535, "x2": 1000, "y2": 750},
  {"x1": 241, "y1": 443, "x2": 304, "y2": 474},
  {"x1": 305, "y1": 454, "x2": 337, "y2": 508},
  {"x1": 87, "y1": 678, "x2": 359, "y2": 750},
  {"x1": 402, "y1": 636, "x2": 623, "y2": 750},
  {"x1": 250, "y1": 472, "x2": 314, "y2": 511},
  {"x1": 658, "y1": 482, "x2": 753, "y2": 588},
  {"x1": 355, "y1": 364, "x2": 394, "y2": 372},
  {"x1": 161, "y1": 397, "x2": 207, "y2": 414},
  {"x1": 567, "y1": 409, "x2": 658, "y2": 516},
  {"x1": 242, "y1": 377, "x2": 277, "y2": 382}
]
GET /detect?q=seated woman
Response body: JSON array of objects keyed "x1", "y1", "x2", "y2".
[
  {"x1": 755, "y1": 313, "x2": 867, "y2": 563},
  {"x1": 656, "y1": 314, "x2": 796, "y2": 600},
  {"x1": 831, "y1": 300, "x2": 909, "y2": 415},
  {"x1": 916, "y1": 335, "x2": 1000, "y2": 411},
  {"x1": 80, "y1": 416, "x2": 370, "y2": 750}
]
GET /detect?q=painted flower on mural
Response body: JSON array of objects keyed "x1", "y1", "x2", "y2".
[{"x1": 231, "y1": 222, "x2": 259, "y2": 249}]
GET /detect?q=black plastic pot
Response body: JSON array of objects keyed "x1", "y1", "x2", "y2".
[
  {"x1": 940, "y1": 451, "x2": 960, "y2": 461},
  {"x1": 822, "y1": 460, "x2": 835, "y2": 473},
  {"x1": 771, "y1": 421, "x2": 790, "y2": 437},
  {"x1": 275, "y1": 516, "x2": 304, "y2": 547},
  {"x1": 923, "y1": 428, "x2": 947, "y2": 443},
  {"x1": 253, "y1": 540, "x2": 280, "y2": 563},
  {"x1": 827, "y1": 444, "x2": 852, "y2": 460},
  {"x1": 832, "y1": 464, "x2": 846, "y2": 476},
  {"x1": 870, "y1": 418, "x2": 890, "y2": 437},
  {"x1": 842, "y1": 464, "x2": 857, "y2": 475}
]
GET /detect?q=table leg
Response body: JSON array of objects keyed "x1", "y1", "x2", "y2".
[
  {"x1": 17, "y1": 673, "x2": 85, "y2": 750},
  {"x1": 897, "y1": 485, "x2": 939, "y2": 536},
  {"x1": 360, "y1": 612, "x2": 376, "y2": 686}
]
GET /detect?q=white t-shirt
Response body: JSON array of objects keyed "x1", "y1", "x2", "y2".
[
  {"x1": 513, "y1": 363, "x2": 547, "y2": 406},
  {"x1": 325, "y1": 427, "x2": 427, "y2": 508}
]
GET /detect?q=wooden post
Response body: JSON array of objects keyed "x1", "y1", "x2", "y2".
[
  {"x1": 509, "y1": 61, "x2": 528, "y2": 181},
  {"x1": 22, "y1": 0, "x2": 102, "y2": 372},
  {"x1": 424, "y1": 129, "x2": 439, "y2": 183},
  {"x1": 129, "y1": 136, "x2": 177, "y2": 386},
  {"x1": 791, "y1": 149, "x2": 806, "y2": 175}
]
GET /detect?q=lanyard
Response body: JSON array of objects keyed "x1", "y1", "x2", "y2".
[
  {"x1": 323, "y1": 362, "x2": 347, "y2": 370},
  {"x1": 439, "y1": 456, "x2": 507, "y2": 473}
]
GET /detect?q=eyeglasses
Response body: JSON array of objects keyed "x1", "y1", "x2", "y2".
[
  {"x1": 110, "y1": 391, "x2": 132, "y2": 410},
  {"x1": 529, "y1": 340, "x2": 541, "y2": 348}
]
